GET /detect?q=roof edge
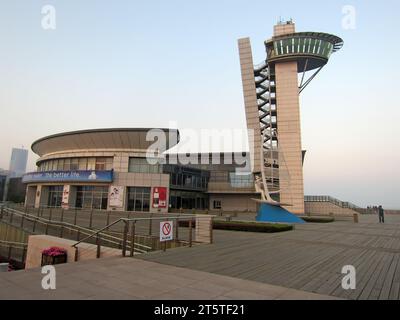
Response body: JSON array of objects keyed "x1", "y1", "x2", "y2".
[{"x1": 31, "y1": 128, "x2": 180, "y2": 155}]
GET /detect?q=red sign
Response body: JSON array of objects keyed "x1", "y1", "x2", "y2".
[
  {"x1": 162, "y1": 222, "x2": 172, "y2": 236},
  {"x1": 160, "y1": 221, "x2": 173, "y2": 242},
  {"x1": 152, "y1": 187, "x2": 167, "y2": 209}
]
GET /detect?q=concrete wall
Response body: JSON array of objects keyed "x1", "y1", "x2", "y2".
[
  {"x1": 209, "y1": 194, "x2": 257, "y2": 212},
  {"x1": 195, "y1": 215, "x2": 213, "y2": 244},
  {"x1": 305, "y1": 202, "x2": 360, "y2": 216},
  {"x1": 25, "y1": 235, "x2": 120, "y2": 269},
  {"x1": 238, "y1": 38, "x2": 261, "y2": 174},
  {"x1": 274, "y1": 23, "x2": 304, "y2": 215},
  {"x1": 275, "y1": 61, "x2": 305, "y2": 215}
]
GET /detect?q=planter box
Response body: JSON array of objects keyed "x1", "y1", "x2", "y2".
[{"x1": 41, "y1": 253, "x2": 67, "y2": 266}]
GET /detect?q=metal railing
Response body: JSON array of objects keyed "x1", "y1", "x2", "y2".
[
  {"x1": 304, "y1": 195, "x2": 360, "y2": 210},
  {"x1": 0, "y1": 239, "x2": 28, "y2": 267},
  {"x1": 0, "y1": 207, "x2": 143, "y2": 256},
  {"x1": 1, "y1": 205, "x2": 206, "y2": 263},
  {"x1": 72, "y1": 215, "x2": 197, "y2": 260}
]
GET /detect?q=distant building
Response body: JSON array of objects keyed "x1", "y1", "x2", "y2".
[
  {"x1": 9, "y1": 148, "x2": 28, "y2": 178},
  {"x1": 0, "y1": 175, "x2": 6, "y2": 201},
  {"x1": 6, "y1": 177, "x2": 26, "y2": 203}
]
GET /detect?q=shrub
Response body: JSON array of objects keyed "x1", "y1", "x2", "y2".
[
  {"x1": 178, "y1": 220, "x2": 293, "y2": 233},
  {"x1": 301, "y1": 216, "x2": 335, "y2": 223}
]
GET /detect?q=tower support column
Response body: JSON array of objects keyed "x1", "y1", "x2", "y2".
[{"x1": 275, "y1": 61, "x2": 304, "y2": 214}]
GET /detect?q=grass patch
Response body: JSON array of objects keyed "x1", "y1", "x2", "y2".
[
  {"x1": 301, "y1": 216, "x2": 335, "y2": 223},
  {"x1": 178, "y1": 220, "x2": 293, "y2": 233}
]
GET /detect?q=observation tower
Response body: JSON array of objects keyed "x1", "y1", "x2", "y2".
[{"x1": 238, "y1": 20, "x2": 343, "y2": 216}]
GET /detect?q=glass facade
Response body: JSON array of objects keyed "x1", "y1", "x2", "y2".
[
  {"x1": 127, "y1": 187, "x2": 151, "y2": 212},
  {"x1": 38, "y1": 157, "x2": 113, "y2": 172},
  {"x1": 229, "y1": 173, "x2": 254, "y2": 188},
  {"x1": 268, "y1": 36, "x2": 334, "y2": 60},
  {"x1": 47, "y1": 186, "x2": 63, "y2": 207},
  {"x1": 169, "y1": 190, "x2": 208, "y2": 210},
  {"x1": 128, "y1": 157, "x2": 162, "y2": 173},
  {"x1": 75, "y1": 186, "x2": 109, "y2": 210},
  {"x1": 163, "y1": 165, "x2": 209, "y2": 191}
]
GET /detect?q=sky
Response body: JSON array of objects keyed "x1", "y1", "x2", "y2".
[{"x1": 0, "y1": 0, "x2": 399, "y2": 208}]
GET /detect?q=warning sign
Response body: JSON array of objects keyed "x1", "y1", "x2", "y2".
[{"x1": 160, "y1": 221, "x2": 173, "y2": 242}]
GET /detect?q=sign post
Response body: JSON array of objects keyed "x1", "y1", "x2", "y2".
[{"x1": 160, "y1": 221, "x2": 173, "y2": 243}]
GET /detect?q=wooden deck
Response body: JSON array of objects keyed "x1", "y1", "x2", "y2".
[{"x1": 138, "y1": 214, "x2": 400, "y2": 300}]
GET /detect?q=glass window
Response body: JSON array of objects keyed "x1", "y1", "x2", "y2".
[
  {"x1": 71, "y1": 158, "x2": 79, "y2": 170},
  {"x1": 105, "y1": 158, "x2": 113, "y2": 170},
  {"x1": 78, "y1": 158, "x2": 87, "y2": 170},
  {"x1": 213, "y1": 200, "x2": 221, "y2": 209},
  {"x1": 47, "y1": 186, "x2": 63, "y2": 207},
  {"x1": 87, "y1": 158, "x2": 96, "y2": 170},
  {"x1": 294, "y1": 37, "x2": 300, "y2": 53},
  {"x1": 229, "y1": 172, "x2": 254, "y2": 188},
  {"x1": 75, "y1": 186, "x2": 109, "y2": 210},
  {"x1": 95, "y1": 158, "x2": 106, "y2": 170},
  {"x1": 127, "y1": 187, "x2": 151, "y2": 212},
  {"x1": 128, "y1": 157, "x2": 161, "y2": 173},
  {"x1": 64, "y1": 158, "x2": 71, "y2": 171},
  {"x1": 57, "y1": 159, "x2": 64, "y2": 171}
]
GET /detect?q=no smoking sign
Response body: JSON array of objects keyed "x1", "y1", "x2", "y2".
[{"x1": 160, "y1": 221, "x2": 174, "y2": 242}]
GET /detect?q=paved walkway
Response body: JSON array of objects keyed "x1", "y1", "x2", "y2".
[
  {"x1": 1, "y1": 213, "x2": 399, "y2": 300},
  {"x1": 138, "y1": 214, "x2": 400, "y2": 300},
  {"x1": 0, "y1": 257, "x2": 334, "y2": 300}
]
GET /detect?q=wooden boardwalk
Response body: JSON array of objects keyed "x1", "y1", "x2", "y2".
[{"x1": 138, "y1": 214, "x2": 400, "y2": 300}]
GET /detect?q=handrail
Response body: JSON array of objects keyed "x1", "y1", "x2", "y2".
[
  {"x1": 71, "y1": 214, "x2": 198, "y2": 259},
  {"x1": 2, "y1": 205, "x2": 207, "y2": 261},
  {"x1": 72, "y1": 215, "x2": 198, "y2": 248},
  {"x1": 304, "y1": 195, "x2": 360, "y2": 209},
  {"x1": 71, "y1": 218, "x2": 125, "y2": 248},
  {"x1": 0, "y1": 240, "x2": 27, "y2": 247},
  {"x1": 12, "y1": 203, "x2": 201, "y2": 217},
  {"x1": 1, "y1": 207, "x2": 132, "y2": 249}
]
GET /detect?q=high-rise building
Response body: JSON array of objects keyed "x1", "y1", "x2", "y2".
[
  {"x1": 0, "y1": 174, "x2": 6, "y2": 201},
  {"x1": 9, "y1": 148, "x2": 28, "y2": 178},
  {"x1": 238, "y1": 21, "x2": 343, "y2": 214}
]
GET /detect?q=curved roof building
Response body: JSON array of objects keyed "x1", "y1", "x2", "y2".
[
  {"x1": 32, "y1": 128, "x2": 180, "y2": 159},
  {"x1": 23, "y1": 128, "x2": 181, "y2": 213}
]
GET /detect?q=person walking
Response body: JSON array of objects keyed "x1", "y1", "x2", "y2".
[{"x1": 378, "y1": 205, "x2": 385, "y2": 223}]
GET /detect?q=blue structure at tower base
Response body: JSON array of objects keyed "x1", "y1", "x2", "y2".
[{"x1": 256, "y1": 203, "x2": 305, "y2": 224}]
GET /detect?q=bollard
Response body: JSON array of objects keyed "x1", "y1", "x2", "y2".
[
  {"x1": 175, "y1": 217, "x2": 179, "y2": 240},
  {"x1": 130, "y1": 221, "x2": 136, "y2": 257},
  {"x1": 89, "y1": 209, "x2": 93, "y2": 228},
  {"x1": 74, "y1": 247, "x2": 79, "y2": 262},
  {"x1": 209, "y1": 218, "x2": 213, "y2": 244},
  {"x1": 122, "y1": 221, "x2": 129, "y2": 257},
  {"x1": 96, "y1": 234, "x2": 101, "y2": 258},
  {"x1": 32, "y1": 218, "x2": 37, "y2": 233},
  {"x1": 353, "y1": 213, "x2": 359, "y2": 223},
  {"x1": 188, "y1": 219, "x2": 193, "y2": 247},
  {"x1": 148, "y1": 214, "x2": 153, "y2": 236},
  {"x1": 74, "y1": 208, "x2": 77, "y2": 225}
]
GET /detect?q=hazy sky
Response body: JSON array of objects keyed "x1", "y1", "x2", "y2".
[{"x1": 0, "y1": 1, "x2": 399, "y2": 208}]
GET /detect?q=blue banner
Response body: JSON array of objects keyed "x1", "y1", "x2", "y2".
[{"x1": 22, "y1": 170, "x2": 113, "y2": 183}]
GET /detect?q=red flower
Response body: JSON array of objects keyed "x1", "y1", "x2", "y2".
[{"x1": 42, "y1": 247, "x2": 67, "y2": 257}]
